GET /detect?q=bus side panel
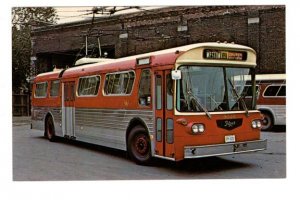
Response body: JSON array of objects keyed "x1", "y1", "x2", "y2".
[
  {"x1": 257, "y1": 105, "x2": 286, "y2": 125},
  {"x1": 75, "y1": 126, "x2": 126, "y2": 150},
  {"x1": 31, "y1": 106, "x2": 48, "y2": 131},
  {"x1": 31, "y1": 106, "x2": 63, "y2": 137},
  {"x1": 273, "y1": 105, "x2": 286, "y2": 125},
  {"x1": 74, "y1": 108, "x2": 154, "y2": 151}
]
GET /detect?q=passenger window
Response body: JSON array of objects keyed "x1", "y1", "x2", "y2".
[
  {"x1": 166, "y1": 118, "x2": 174, "y2": 144},
  {"x1": 50, "y1": 80, "x2": 60, "y2": 97},
  {"x1": 166, "y1": 74, "x2": 173, "y2": 110},
  {"x1": 264, "y1": 85, "x2": 279, "y2": 97},
  {"x1": 156, "y1": 118, "x2": 162, "y2": 142},
  {"x1": 35, "y1": 82, "x2": 48, "y2": 98},
  {"x1": 123, "y1": 72, "x2": 135, "y2": 94},
  {"x1": 264, "y1": 85, "x2": 285, "y2": 97},
  {"x1": 277, "y1": 85, "x2": 286, "y2": 97},
  {"x1": 78, "y1": 75, "x2": 100, "y2": 96},
  {"x1": 138, "y1": 69, "x2": 151, "y2": 106},
  {"x1": 104, "y1": 71, "x2": 135, "y2": 95},
  {"x1": 156, "y1": 75, "x2": 162, "y2": 109}
]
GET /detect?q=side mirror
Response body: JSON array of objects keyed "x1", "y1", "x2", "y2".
[{"x1": 171, "y1": 70, "x2": 181, "y2": 80}]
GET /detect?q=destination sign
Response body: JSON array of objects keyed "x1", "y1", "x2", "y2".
[{"x1": 203, "y1": 49, "x2": 247, "y2": 61}]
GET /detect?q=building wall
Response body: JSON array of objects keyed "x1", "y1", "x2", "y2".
[{"x1": 31, "y1": 5, "x2": 285, "y2": 74}]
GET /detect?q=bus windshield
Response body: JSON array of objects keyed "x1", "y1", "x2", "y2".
[{"x1": 176, "y1": 66, "x2": 255, "y2": 112}]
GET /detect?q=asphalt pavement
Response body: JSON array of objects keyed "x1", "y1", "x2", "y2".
[{"x1": 12, "y1": 116, "x2": 286, "y2": 180}]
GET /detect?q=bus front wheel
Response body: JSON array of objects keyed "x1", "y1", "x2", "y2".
[
  {"x1": 261, "y1": 111, "x2": 273, "y2": 131},
  {"x1": 127, "y1": 125, "x2": 152, "y2": 165}
]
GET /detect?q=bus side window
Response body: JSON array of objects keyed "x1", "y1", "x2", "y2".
[
  {"x1": 35, "y1": 82, "x2": 48, "y2": 98},
  {"x1": 138, "y1": 69, "x2": 151, "y2": 106},
  {"x1": 104, "y1": 72, "x2": 135, "y2": 95},
  {"x1": 50, "y1": 80, "x2": 60, "y2": 97},
  {"x1": 263, "y1": 85, "x2": 286, "y2": 97},
  {"x1": 277, "y1": 85, "x2": 286, "y2": 97}
]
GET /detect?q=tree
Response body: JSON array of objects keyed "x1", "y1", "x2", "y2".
[{"x1": 12, "y1": 7, "x2": 58, "y2": 93}]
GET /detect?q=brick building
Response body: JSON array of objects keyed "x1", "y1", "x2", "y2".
[{"x1": 31, "y1": 5, "x2": 285, "y2": 74}]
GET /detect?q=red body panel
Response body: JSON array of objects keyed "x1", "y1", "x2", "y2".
[{"x1": 172, "y1": 112, "x2": 261, "y2": 160}]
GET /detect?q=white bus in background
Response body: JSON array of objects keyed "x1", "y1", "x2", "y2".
[{"x1": 255, "y1": 74, "x2": 286, "y2": 131}]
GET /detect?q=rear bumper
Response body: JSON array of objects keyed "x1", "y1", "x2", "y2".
[{"x1": 184, "y1": 139, "x2": 267, "y2": 159}]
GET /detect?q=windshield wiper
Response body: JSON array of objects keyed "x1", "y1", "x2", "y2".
[
  {"x1": 228, "y1": 78, "x2": 249, "y2": 117},
  {"x1": 187, "y1": 90, "x2": 212, "y2": 119},
  {"x1": 208, "y1": 95, "x2": 223, "y2": 111},
  {"x1": 183, "y1": 68, "x2": 211, "y2": 119}
]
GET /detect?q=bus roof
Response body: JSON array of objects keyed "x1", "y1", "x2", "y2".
[
  {"x1": 35, "y1": 42, "x2": 256, "y2": 80},
  {"x1": 232, "y1": 73, "x2": 286, "y2": 82},
  {"x1": 63, "y1": 42, "x2": 256, "y2": 79},
  {"x1": 34, "y1": 69, "x2": 63, "y2": 82},
  {"x1": 175, "y1": 42, "x2": 256, "y2": 68}
]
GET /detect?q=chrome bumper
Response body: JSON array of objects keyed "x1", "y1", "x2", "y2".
[{"x1": 184, "y1": 139, "x2": 267, "y2": 159}]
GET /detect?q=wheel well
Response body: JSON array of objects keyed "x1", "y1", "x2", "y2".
[
  {"x1": 44, "y1": 113, "x2": 53, "y2": 133},
  {"x1": 259, "y1": 109, "x2": 274, "y2": 123},
  {"x1": 126, "y1": 118, "x2": 148, "y2": 146}
]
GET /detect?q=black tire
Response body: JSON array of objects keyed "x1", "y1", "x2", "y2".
[
  {"x1": 127, "y1": 125, "x2": 152, "y2": 165},
  {"x1": 45, "y1": 116, "x2": 56, "y2": 142},
  {"x1": 261, "y1": 111, "x2": 273, "y2": 131}
]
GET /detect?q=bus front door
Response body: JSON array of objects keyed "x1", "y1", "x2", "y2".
[
  {"x1": 155, "y1": 70, "x2": 175, "y2": 160},
  {"x1": 62, "y1": 81, "x2": 75, "y2": 138}
]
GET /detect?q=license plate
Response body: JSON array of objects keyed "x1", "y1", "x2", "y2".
[{"x1": 225, "y1": 135, "x2": 236, "y2": 143}]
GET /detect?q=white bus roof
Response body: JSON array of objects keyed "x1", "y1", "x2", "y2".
[
  {"x1": 255, "y1": 74, "x2": 286, "y2": 81},
  {"x1": 232, "y1": 73, "x2": 286, "y2": 82}
]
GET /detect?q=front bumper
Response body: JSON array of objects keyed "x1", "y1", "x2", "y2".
[{"x1": 184, "y1": 139, "x2": 267, "y2": 159}]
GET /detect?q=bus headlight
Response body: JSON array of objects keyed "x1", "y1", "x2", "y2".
[
  {"x1": 191, "y1": 124, "x2": 205, "y2": 134},
  {"x1": 192, "y1": 124, "x2": 199, "y2": 133},
  {"x1": 256, "y1": 120, "x2": 262, "y2": 128},
  {"x1": 252, "y1": 120, "x2": 261, "y2": 129}
]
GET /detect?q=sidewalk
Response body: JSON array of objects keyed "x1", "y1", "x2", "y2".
[{"x1": 13, "y1": 116, "x2": 31, "y2": 126}]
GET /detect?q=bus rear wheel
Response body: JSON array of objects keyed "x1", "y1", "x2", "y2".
[
  {"x1": 127, "y1": 126, "x2": 152, "y2": 165},
  {"x1": 261, "y1": 112, "x2": 273, "y2": 131},
  {"x1": 45, "y1": 117, "x2": 56, "y2": 142}
]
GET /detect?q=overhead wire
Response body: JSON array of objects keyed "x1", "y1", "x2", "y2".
[
  {"x1": 56, "y1": 6, "x2": 157, "y2": 20},
  {"x1": 34, "y1": 6, "x2": 186, "y2": 62}
]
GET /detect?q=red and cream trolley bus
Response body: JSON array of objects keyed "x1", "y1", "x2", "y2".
[{"x1": 31, "y1": 42, "x2": 267, "y2": 164}]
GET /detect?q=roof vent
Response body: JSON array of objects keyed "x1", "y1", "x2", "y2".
[{"x1": 74, "y1": 57, "x2": 113, "y2": 66}]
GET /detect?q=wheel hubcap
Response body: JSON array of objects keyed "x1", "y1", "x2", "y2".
[
  {"x1": 135, "y1": 135, "x2": 148, "y2": 155},
  {"x1": 262, "y1": 115, "x2": 270, "y2": 126},
  {"x1": 262, "y1": 118, "x2": 268, "y2": 125}
]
